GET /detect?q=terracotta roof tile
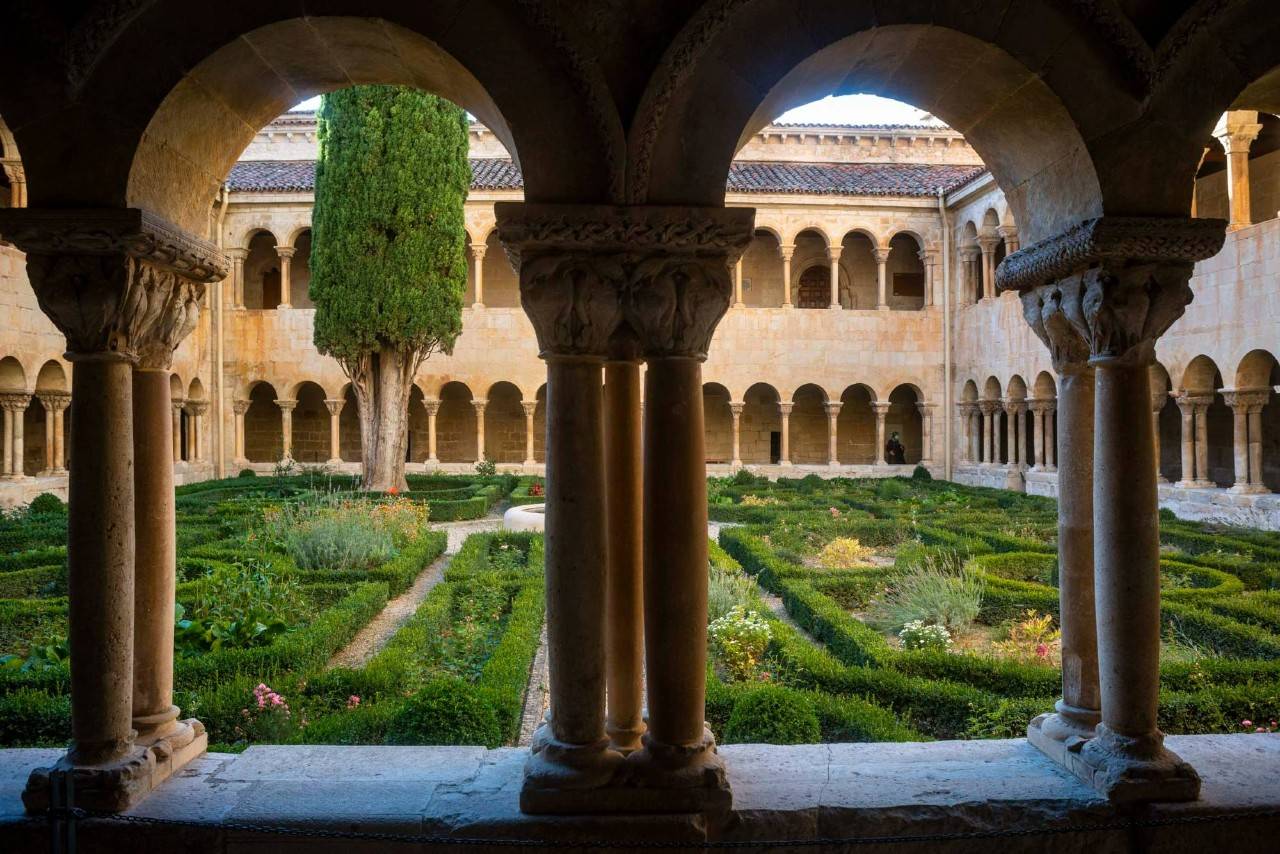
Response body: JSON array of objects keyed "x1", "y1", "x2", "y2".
[{"x1": 227, "y1": 159, "x2": 984, "y2": 197}]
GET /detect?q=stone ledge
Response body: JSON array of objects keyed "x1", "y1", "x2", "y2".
[{"x1": 2, "y1": 735, "x2": 1278, "y2": 851}]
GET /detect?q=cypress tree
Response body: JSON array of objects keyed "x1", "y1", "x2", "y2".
[{"x1": 311, "y1": 86, "x2": 469, "y2": 491}]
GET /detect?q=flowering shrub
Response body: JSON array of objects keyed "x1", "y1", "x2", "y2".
[
  {"x1": 817, "y1": 537, "x2": 873, "y2": 568},
  {"x1": 1241, "y1": 718, "x2": 1277, "y2": 733},
  {"x1": 235, "y1": 683, "x2": 301, "y2": 743},
  {"x1": 740, "y1": 494, "x2": 780, "y2": 507},
  {"x1": 265, "y1": 496, "x2": 428, "y2": 571},
  {"x1": 528, "y1": 480, "x2": 544, "y2": 497},
  {"x1": 899, "y1": 620, "x2": 952, "y2": 652},
  {"x1": 709, "y1": 606, "x2": 772, "y2": 682},
  {"x1": 871, "y1": 551, "x2": 984, "y2": 633},
  {"x1": 992, "y1": 610, "x2": 1061, "y2": 667}
]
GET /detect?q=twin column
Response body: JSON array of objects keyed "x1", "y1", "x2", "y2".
[{"x1": 500, "y1": 202, "x2": 751, "y2": 815}]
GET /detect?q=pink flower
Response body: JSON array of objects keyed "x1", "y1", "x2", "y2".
[
  {"x1": 829, "y1": 507, "x2": 840, "y2": 517},
  {"x1": 347, "y1": 695, "x2": 361, "y2": 709},
  {"x1": 1243, "y1": 720, "x2": 1253, "y2": 727},
  {"x1": 1035, "y1": 643, "x2": 1049, "y2": 659},
  {"x1": 1257, "y1": 727, "x2": 1267, "y2": 733},
  {"x1": 270, "y1": 694, "x2": 284, "y2": 707}
]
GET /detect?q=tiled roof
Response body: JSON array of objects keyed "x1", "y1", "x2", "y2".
[
  {"x1": 226, "y1": 159, "x2": 525, "y2": 193},
  {"x1": 228, "y1": 158, "x2": 984, "y2": 197},
  {"x1": 726, "y1": 162, "x2": 985, "y2": 196}
]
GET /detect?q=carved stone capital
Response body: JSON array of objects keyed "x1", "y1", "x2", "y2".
[
  {"x1": 521, "y1": 401, "x2": 538, "y2": 417},
  {"x1": 958, "y1": 401, "x2": 979, "y2": 417},
  {"x1": 470, "y1": 243, "x2": 488, "y2": 260},
  {"x1": 275, "y1": 246, "x2": 295, "y2": 260},
  {"x1": 0, "y1": 209, "x2": 226, "y2": 362},
  {"x1": 977, "y1": 235, "x2": 1001, "y2": 254},
  {"x1": 184, "y1": 401, "x2": 208, "y2": 417},
  {"x1": 1221, "y1": 389, "x2": 1269, "y2": 411},
  {"x1": 496, "y1": 203, "x2": 753, "y2": 360},
  {"x1": 171, "y1": 398, "x2": 186, "y2": 413},
  {"x1": 824, "y1": 401, "x2": 842, "y2": 417},
  {"x1": 274, "y1": 399, "x2": 297, "y2": 413},
  {"x1": 729, "y1": 401, "x2": 744, "y2": 417},
  {"x1": 978, "y1": 400, "x2": 1002, "y2": 415},
  {"x1": 37, "y1": 391, "x2": 71, "y2": 413},
  {"x1": 424, "y1": 399, "x2": 441, "y2": 417},
  {"x1": 231, "y1": 399, "x2": 250, "y2": 416},
  {"x1": 472, "y1": 399, "x2": 488, "y2": 413},
  {"x1": 872, "y1": 401, "x2": 892, "y2": 416},
  {"x1": 1020, "y1": 276, "x2": 1091, "y2": 373},
  {"x1": 1003, "y1": 399, "x2": 1027, "y2": 415},
  {"x1": 777, "y1": 402, "x2": 794, "y2": 416},
  {"x1": 324, "y1": 399, "x2": 344, "y2": 417},
  {"x1": 0, "y1": 392, "x2": 31, "y2": 413},
  {"x1": 916, "y1": 402, "x2": 935, "y2": 415}
]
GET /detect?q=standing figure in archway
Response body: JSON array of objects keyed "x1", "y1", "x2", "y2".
[{"x1": 886, "y1": 431, "x2": 905, "y2": 464}]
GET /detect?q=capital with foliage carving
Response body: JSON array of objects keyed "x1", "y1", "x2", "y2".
[
  {"x1": 231, "y1": 399, "x2": 251, "y2": 416},
  {"x1": 0, "y1": 208, "x2": 227, "y2": 363},
  {"x1": 999, "y1": 217, "x2": 1226, "y2": 367}
]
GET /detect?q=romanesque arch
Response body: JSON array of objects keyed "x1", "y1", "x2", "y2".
[
  {"x1": 837, "y1": 383, "x2": 877, "y2": 464},
  {"x1": 289, "y1": 381, "x2": 330, "y2": 464},
  {"x1": 789, "y1": 383, "x2": 828, "y2": 464},
  {"x1": 741, "y1": 382, "x2": 781, "y2": 464},
  {"x1": 887, "y1": 384, "x2": 924, "y2": 464},
  {"x1": 836, "y1": 228, "x2": 879, "y2": 310},
  {"x1": 244, "y1": 381, "x2": 283, "y2": 463},
  {"x1": 438, "y1": 381, "x2": 477, "y2": 463},
  {"x1": 702, "y1": 382, "x2": 733, "y2": 464},
  {"x1": 485, "y1": 381, "x2": 525, "y2": 463},
  {"x1": 244, "y1": 229, "x2": 282, "y2": 310},
  {"x1": 739, "y1": 229, "x2": 784, "y2": 307}
]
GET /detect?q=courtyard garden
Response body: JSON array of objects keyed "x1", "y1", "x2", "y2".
[{"x1": 0, "y1": 470, "x2": 1277, "y2": 752}]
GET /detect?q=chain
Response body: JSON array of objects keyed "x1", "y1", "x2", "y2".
[{"x1": 29, "y1": 804, "x2": 1280, "y2": 850}]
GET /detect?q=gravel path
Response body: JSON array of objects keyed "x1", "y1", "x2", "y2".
[
  {"x1": 516, "y1": 625, "x2": 550, "y2": 746},
  {"x1": 325, "y1": 552, "x2": 452, "y2": 669}
]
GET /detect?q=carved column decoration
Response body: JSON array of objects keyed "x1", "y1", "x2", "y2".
[
  {"x1": 497, "y1": 202, "x2": 751, "y2": 815},
  {"x1": 1222, "y1": 389, "x2": 1270, "y2": 493},
  {"x1": 979, "y1": 400, "x2": 999, "y2": 465},
  {"x1": 0, "y1": 393, "x2": 30, "y2": 478},
  {"x1": 0, "y1": 207, "x2": 226, "y2": 812},
  {"x1": 424, "y1": 399, "x2": 440, "y2": 464},
  {"x1": 958, "y1": 402, "x2": 976, "y2": 463},
  {"x1": 827, "y1": 246, "x2": 841, "y2": 309},
  {"x1": 777, "y1": 402, "x2": 793, "y2": 465},
  {"x1": 779, "y1": 243, "x2": 794, "y2": 309},
  {"x1": 1000, "y1": 214, "x2": 1225, "y2": 803},
  {"x1": 1213, "y1": 111, "x2": 1263, "y2": 231},
  {"x1": 184, "y1": 401, "x2": 206, "y2": 463},
  {"x1": 226, "y1": 248, "x2": 247, "y2": 309},
  {"x1": 471, "y1": 242, "x2": 487, "y2": 308},
  {"x1": 275, "y1": 399, "x2": 296, "y2": 462},
  {"x1": 170, "y1": 398, "x2": 185, "y2": 463},
  {"x1": 978, "y1": 236, "x2": 1000, "y2": 300}
]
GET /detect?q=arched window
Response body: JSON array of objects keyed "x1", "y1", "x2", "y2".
[{"x1": 797, "y1": 266, "x2": 829, "y2": 309}]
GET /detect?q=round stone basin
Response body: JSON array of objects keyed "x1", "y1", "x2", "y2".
[{"x1": 503, "y1": 503, "x2": 546, "y2": 532}]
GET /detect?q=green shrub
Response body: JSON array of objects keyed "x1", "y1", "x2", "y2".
[
  {"x1": 474, "y1": 458, "x2": 497, "y2": 477},
  {"x1": 911, "y1": 465, "x2": 932, "y2": 482},
  {"x1": 386, "y1": 676, "x2": 504, "y2": 747},
  {"x1": 27, "y1": 493, "x2": 65, "y2": 515},
  {"x1": 284, "y1": 512, "x2": 396, "y2": 571},
  {"x1": 723, "y1": 685, "x2": 821, "y2": 744},
  {"x1": 708, "y1": 564, "x2": 758, "y2": 623},
  {"x1": 870, "y1": 552, "x2": 984, "y2": 633},
  {"x1": 238, "y1": 469, "x2": 257, "y2": 478},
  {"x1": 876, "y1": 479, "x2": 909, "y2": 501},
  {"x1": 732, "y1": 468, "x2": 760, "y2": 486},
  {"x1": 0, "y1": 688, "x2": 70, "y2": 746},
  {"x1": 709, "y1": 606, "x2": 772, "y2": 682}
]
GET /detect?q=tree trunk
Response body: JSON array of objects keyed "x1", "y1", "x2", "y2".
[{"x1": 349, "y1": 347, "x2": 418, "y2": 492}]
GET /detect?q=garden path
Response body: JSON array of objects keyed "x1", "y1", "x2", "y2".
[{"x1": 325, "y1": 552, "x2": 453, "y2": 669}]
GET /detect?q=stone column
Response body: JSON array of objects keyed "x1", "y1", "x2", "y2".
[
  {"x1": 1193, "y1": 399, "x2": 1212, "y2": 486},
  {"x1": 186, "y1": 401, "x2": 206, "y2": 463},
  {"x1": 276, "y1": 398, "x2": 296, "y2": 461},
  {"x1": 780, "y1": 243, "x2": 794, "y2": 309},
  {"x1": 959, "y1": 402, "x2": 976, "y2": 463},
  {"x1": 980, "y1": 400, "x2": 998, "y2": 465},
  {"x1": 170, "y1": 398, "x2": 184, "y2": 462},
  {"x1": 1175, "y1": 392, "x2": 1197, "y2": 486},
  {"x1": 276, "y1": 246, "x2": 294, "y2": 308},
  {"x1": 38, "y1": 393, "x2": 70, "y2": 475},
  {"x1": 424, "y1": 399, "x2": 440, "y2": 463},
  {"x1": 231, "y1": 399, "x2": 249, "y2": 466},
  {"x1": 917, "y1": 402, "x2": 935, "y2": 464},
  {"x1": 1223, "y1": 389, "x2": 1269, "y2": 493},
  {"x1": 999, "y1": 224, "x2": 1020, "y2": 255},
  {"x1": 1151, "y1": 391, "x2": 1167, "y2": 483},
  {"x1": 1020, "y1": 283, "x2": 1101, "y2": 754},
  {"x1": 1213, "y1": 111, "x2": 1263, "y2": 231},
  {"x1": 729, "y1": 401, "x2": 744, "y2": 467},
  {"x1": 604, "y1": 343, "x2": 645, "y2": 753},
  {"x1": 873, "y1": 246, "x2": 890, "y2": 310},
  {"x1": 1001, "y1": 214, "x2": 1223, "y2": 802},
  {"x1": 471, "y1": 242, "x2": 487, "y2": 308},
  {"x1": 1029, "y1": 401, "x2": 1045, "y2": 469},
  {"x1": 873, "y1": 401, "x2": 890, "y2": 465},
  {"x1": 1004, "y1": 400, "x2": 1019, "y2": 467},
  {"x1": 227, "y1": 248, "x2": 246, "y2": 309},
  {"x1": 324, "y1": 399, "x2": 344, "y2": 464},
  {"x1": 0, "y1": 207, "x2": 225, "y2": 812},
  {"x1": 918, "y1": 249, "x2": 937, "y2": 307},
  {"x1": 473, "y1": 398, "x2": 487, "y2": 463},
  {"x1": 0, "y1": 395, "x2": 22, "y2": 477},
  {"x1": 978, "y1": 236, "x2": 999, "y2": 300},
  {"x1": 522, "y1": 401, "x2": 537, "y2": 465},
  {"x1": 825, "y1": 401, "x2": 841, "y2": 465},
  {"x1": 1045, "y1": 403, "x2": 1058, "y2": 471},
  {"x1": 778, "y1": 402, "x2": 793, "y2": 465},
  {"x1": 827, "y1": 246, "x2": 841, "y2": 309},
  {"x1": 733, "y1": 257, "x2": 744, "y2": 308},
  {"x1": 7, "y1": 394, "x2": 29, "y2": 478}
]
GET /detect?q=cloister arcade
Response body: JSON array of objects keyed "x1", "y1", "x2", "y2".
[{"x1": 0, "y1": 1, "x2": 1278, "y2": 846}]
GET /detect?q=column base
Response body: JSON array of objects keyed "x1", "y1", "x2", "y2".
[
  {"x1": 730, "y1": 459, "x2": 742, "y2": 468},
  {"x1": 23, "y1": 719, "x2": 207, "y2": 813},
  {"x1": 1229, "y1": 483, "x2": 1269, "y2": 495},
  {"x1": 1068, "y1": 724, "x2": 1200, "y2": 803},
  {"x1": 521, "y1": 725, "x2": 732, "y2": 815},
  {"x1": 876, "y1": 304, "x2": 889, "y2": 311},
  {"x1": 606, "y1": 720, "x2": 646, "y2": 755},
  {"x1": 828, "y1": 303, "x2": 841, "y2": 310},
  {"x1": 326, "y1": 457, "x2": 344, "y2": 466},
  {"x1": 472, "y1": 303, "x2": 485, "y2": 310},
  {"x1": 1027, "y1": 703, "x2": 1099, "y2": 770}
]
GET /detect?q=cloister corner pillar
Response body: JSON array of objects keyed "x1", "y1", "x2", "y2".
[
  {"x1": 1000, "y1": 215, "x2": 1226, "y2": 803},
  {"x1": 498, "y1": 201, "x2": 752, "y2": 815},
  {"x1": 0, "y1": 207, "x2": 226, "y2": 813}
]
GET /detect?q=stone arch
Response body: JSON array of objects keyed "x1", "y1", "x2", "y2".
[
  {"x1": 885, "y1": 233, "x2": 926, "y2": 312},
  {"x1": 1152, "y1": 362, "x2": 1181, "y2": 483},
  {"x1": 244, "y1": 381, "x2": 282, "y2": 463},
  {"x1": 789, "y1": 383, "x2": 828, "y2": 465},
  {"x1": 1032, "y1": 372, "x2": 1057, "y2": 401},
  {"x1": 0, "y1": 356, "x2": 27, "y2": 391},
  {"x1": 97, "y1": 14, "x2": 620, "y2": 235},
  {"x1": 961, "y1": 379, "x2": 979, "y2": 403},
  {"x1": 791, "y1": 228, "x2": 832, "y2": 309},
  {"x1": 1236, "y1": 349, "x2": 1280, "y2": 389},
  {"x1": 741, "y1": 382, "x2": 781, "y2": 465},
  {"x1": 635, "y1": 20, "x2": 1107, "y2": 240},
  {"x1": 485, "y1": 381, "x2": 525, "y2": 463},
  {"x1": 34, "y1": 360, "x2": 67, "y2": 394},
  {"x1": 437, "y1": 381, "x2": 477, "y2": 463},
  {"x1": 960, "y1": 220, "x2": 981, "y2": 305},
  {"x1": 1007, "y1": 375, "x2": 1028, "y2": 401},
  {"x1": 887, "y1": 384, "x2": 923, "y2": 465},
  {"x1": 702, "y1": 382, "x2": 733, "y2": 464},
  {"x1": 480, "y1": 228, "x2": 520, "y2": 308},
  {"x1": 982, "y1": 376, "x2": 1003, "y2": 401},
  {"x1": 740, "y1": 229, "x2": 784, "y2": 307},
  {"x1": 1178, "y1": 355, "x2": 1233, "y2": 487},
  {"x1": 244, "y1": 230, "x2": 282, "y2": 310},
  {"x1": 837, "y1": 383, "x2": 877, "y2": 465},
  {"x1": 836, "y1": 230, "x2": 878, "y2": 310},
  {"x1": 289, "y1": 229, "x2": 314, "y2": 309},
  {"x1": 289, "y1": 381, "x2": 330, "y2": 463}
]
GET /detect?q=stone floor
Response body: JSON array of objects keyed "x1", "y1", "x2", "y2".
[{"x1": 2, "y1": 735, "x2": 1277, "y2": 852}]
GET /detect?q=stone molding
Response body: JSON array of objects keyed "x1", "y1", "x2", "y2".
[
  {"x1": 995, "y1": 216, "x2": 1225, "y2": 295},
  {"x1": 0, "y1": 209, "x2": 225, "y2": 363},
  {"x1": 1221, "y1": 388, "x2": 1270, "y2": 412},
  {"x1": 824, "y1": 402, "x2": 842, "y2": 416},
  {"x1": 423, "y1": 399, "x2": 441, "y2": 416},
  {"x1": 37, "y1": 391, "x2": 71, "y2": 413},
  {"x1": 0, "y1": 392, "x2": 31, "y2": 412},
  {"x1": 777, "y1": 402, "x2": 793, "y2": 415},
  {"x1": 871, "y1": 401, "x2": 892, "y2": 415},
  {"x1": 184, "y1": 401, "x2": 208, "y2": 416},
  {"x1": 1002, "y1": 399, "x2": 1027, "y2": 414},
  {"x1": 977, "y1": 399, "x2": 1001, "y2": 415},
  {"x1": 496, "y1": 203, "x2": 754, "y2": 359},
  {"x1": 274, "y1": 399, "x2": 297, "y2": 412},
  {"x1": 323, "y1": 399, "x2": 344, "y2": 416}
]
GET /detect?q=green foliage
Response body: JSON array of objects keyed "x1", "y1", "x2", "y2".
[
  {"x1": 474, "y1": 458, "x2": 497, "y2": 477},
  {"x1": 238, "y1": 469, "x2": 256, "y2": 478},
  {"x1": 386, "y1": 676, "x2": 504, "y2": 748},
  {"x1": 311, "y1": 86, "x2": 468, "y2": 364},
  {"x1": 724, "y1": 685, "x2": 821, "y2": 744},
  {"x1": 708, "y1": 563, "x2": 758, "y2": 623},
  {"x1": 870, "y1": 552, "x2": 984, "y2": 633},
  {"x1": 27, "y1": 493, "x2": 65, "y2": 515},
  {"x1": 709, "y1": 606, "x2": 772, "y2": 682},
  {"x1": 911, "y1": 465, "x2": 933, "y2": 482},
  {"x1": 175, "y1": 561, "x2": 299, "y2": 654}
]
